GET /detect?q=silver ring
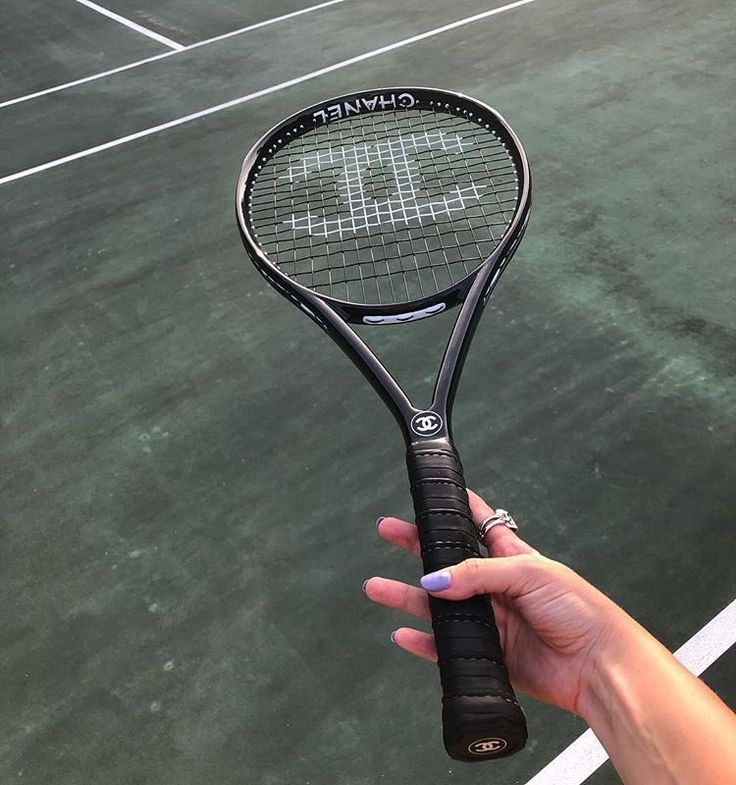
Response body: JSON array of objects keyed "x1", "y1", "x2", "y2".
[{"x1": 478, "y1": 509, "x2": 518, "y2": 540}]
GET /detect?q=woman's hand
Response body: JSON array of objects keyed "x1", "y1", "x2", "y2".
[
  {"x1": 364, "y1": 489, "x2": 632, "y2": 716},
  {"x1": 365, "y1": 489, "x2": 736, "y2": 784}
]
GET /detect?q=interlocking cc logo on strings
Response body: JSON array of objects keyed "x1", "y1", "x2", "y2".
[{"x1": 281, "y1": 131, "x2": 486, "y2": 237}]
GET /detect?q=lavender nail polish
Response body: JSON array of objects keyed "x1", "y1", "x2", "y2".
[
  {"x1": 390, "y1": 631, "x2": 398, "y2": 645},
  {"x1": 375, "y1": 516, "x2": 384, "y2": 528},
  {"x1": 361, "y1": 579, "x2": 369, "y2": 594},
  {"x1": 420, "y1": 570, "x2": 452, "y2": 592}
]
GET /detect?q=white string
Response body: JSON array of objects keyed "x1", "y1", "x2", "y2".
[{"x1": 281, "y1": 132, "x2": 486, "y2": 236}]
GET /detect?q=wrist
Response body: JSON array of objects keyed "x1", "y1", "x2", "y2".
[
  {"x1": 576, "y1": 608, "x2": 653, "y2": 728},
  {"x1": 574, "y1": 610, "x2": 736, "y2": 785}
]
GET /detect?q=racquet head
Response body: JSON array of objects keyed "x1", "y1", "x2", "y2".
[{"x1": 236, "y1": 87, "x2": 530, "y2": 325}]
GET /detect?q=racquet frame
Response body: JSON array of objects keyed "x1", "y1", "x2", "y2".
[{"x1": 236, "y1": 87, "x2": 531, "y2": 761}]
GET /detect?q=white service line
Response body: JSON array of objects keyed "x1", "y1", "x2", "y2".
[
  {"x1": 0, "y1": 0, "x2": 540, "y2": 187},
  {"x1": 524, "y1": 597, "x2": 736, "y2": 785},
  {"x1": 72, "y1": 0, "x2": 185, "y2": 50},
  {"x1": 0, "y1": 0, "x2": 348, "y2": 110}
]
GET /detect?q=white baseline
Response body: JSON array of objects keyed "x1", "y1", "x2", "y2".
[
  {"x1": 0, "y1": 0, "x2": 540, "y2": 186},
  {"x1": 72, "y1": 0, "x2": 185, "y2": 50},
  {"x1": 524, "y1": 597, "x2": 736, "y2": 785},
  {"x1": 0, "y1": 0, "x2": 348, "y2": 110}
]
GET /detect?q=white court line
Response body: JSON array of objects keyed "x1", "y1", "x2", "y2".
[
  {"x1": 524, "y1": 597, "x2": 736, "y2": 785},
  {"x1": 0, "y1": 0, "x2": 540, "y2": 187},
  {"x1": 0, "y1": 0, "x2": 348, "y2": 109},
  {"x1": 72, "y1": 0, "x2": 185, "y2": 50}
]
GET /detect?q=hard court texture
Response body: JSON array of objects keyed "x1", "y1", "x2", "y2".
[{"x1": 1, "y1": 1, "x2": 734, "y2": 784}]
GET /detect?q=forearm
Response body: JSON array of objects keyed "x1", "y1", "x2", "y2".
[{"x1": 579, "y1": 616, "x2": 736, "y2": 785}]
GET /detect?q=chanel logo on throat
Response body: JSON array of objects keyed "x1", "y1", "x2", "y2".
[{"x1": 410, "y1": 412, "x2": 443, "y2": 437}]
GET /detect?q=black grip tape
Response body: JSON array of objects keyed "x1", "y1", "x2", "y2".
[{"x1": 406, "y1": 439, "x2": 527, "y2": 761}]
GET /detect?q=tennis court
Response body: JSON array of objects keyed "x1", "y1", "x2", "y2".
[{"x1": 1, "y1": 0, "x2": 734, "y2": 783}]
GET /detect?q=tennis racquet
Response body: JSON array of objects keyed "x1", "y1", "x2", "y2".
[{"x1": 236, "y1": 87, "x2": 531, "y2": 762}]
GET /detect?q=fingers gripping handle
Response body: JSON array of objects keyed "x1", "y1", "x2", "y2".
[{"x1": 406, "y1": 439, "x2": 527, "y2": 761}]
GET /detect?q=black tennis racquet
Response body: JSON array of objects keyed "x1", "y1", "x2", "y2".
[{"x1": 236, "y1": 87, "x2": 531, "y2": 762}]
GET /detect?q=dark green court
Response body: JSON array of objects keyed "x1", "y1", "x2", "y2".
[{"x1": 1, "y1": 1, "x2": 734, "y2": 783}]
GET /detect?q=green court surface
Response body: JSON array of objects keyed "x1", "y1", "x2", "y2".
[
  {"x1": 1, "y1": 1, "x2": 734, "y2": 783},
  {"x1": 97, "y1": 0, "x2": 334, "y2": 43}
]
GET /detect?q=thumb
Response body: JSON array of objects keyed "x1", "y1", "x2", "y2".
[{"x1": 420, "y1": 554, "x2": 553, "y2": 600}]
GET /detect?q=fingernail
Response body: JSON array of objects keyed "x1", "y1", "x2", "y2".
[
  {"x1": 390, "y1": 631, "x2": 398, "y2": 646},
  {"x1": 421, "y1": 570, "x2": 452, "y2": 592},
  {"x1": 375, "y1": 516, "x2": 384, "y2": 529},
  {"x1": 361, "y1": 579, "x2": 369, "y2": 594}
]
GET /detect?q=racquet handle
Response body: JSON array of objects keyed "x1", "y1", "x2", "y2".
[{"x1": 406, "y1": 439, "x2": 527, "y2": 761}]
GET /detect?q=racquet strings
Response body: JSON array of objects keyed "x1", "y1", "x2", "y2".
[{"x1": 246, "y1": 108, "x2": 519, "y2": 305}]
